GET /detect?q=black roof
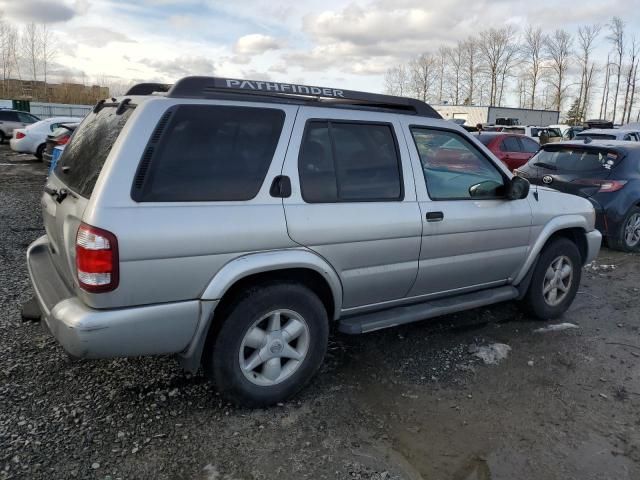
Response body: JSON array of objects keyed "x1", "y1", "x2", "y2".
[{"x1": 125, "y1": 76, "x2": 441, "y2": 118}]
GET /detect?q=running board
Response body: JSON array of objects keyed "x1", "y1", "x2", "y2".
[{"x1": 338, "y1": 286, "x2": 519, "y2": 334}]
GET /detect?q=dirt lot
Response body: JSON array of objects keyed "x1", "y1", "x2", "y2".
[{"x1": 1, "y1": 143, "x2": 640, "y2": 480}]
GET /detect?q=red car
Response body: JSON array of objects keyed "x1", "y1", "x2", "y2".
[{"x1": 474, "y1": 132, "x2": 540, "y2": 171}]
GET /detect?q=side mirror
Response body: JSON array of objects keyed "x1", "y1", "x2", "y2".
[{"x1": 506, "y1": 176, "x2": 530, "y2": 200}]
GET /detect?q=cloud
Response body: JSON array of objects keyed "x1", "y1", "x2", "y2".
[
  {"x1": 0, "y1": 0, "x2": 79, "y2": 23},
  {"x1": 139, "y1": 56, "x2": 215, "y2": 79},
  {"x1": 233, "y1": 34, "x2": 282, "y2": 56},
  {"x1": 70, "y1": 27, "x2": 135, "y2": 47}
]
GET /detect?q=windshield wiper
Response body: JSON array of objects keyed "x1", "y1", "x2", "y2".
[{"x1": 533, "y1": 162, "x2": 557, "y2": 171}]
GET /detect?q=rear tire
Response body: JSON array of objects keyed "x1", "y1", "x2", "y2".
[
  {"x1": 203, "y1": 283, "x2": 329, "y2": 408},
  {"x1": 521, "y1": 237, "x2": 581, "y2": 320},
  {"x1": 608, "y1": 206, "x2": 640, "y2": 252},
  {"x1": 35, "y1": 143, "x2": 45, "y2": 161}
]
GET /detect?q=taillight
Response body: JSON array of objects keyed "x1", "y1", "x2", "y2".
[
  {"x1": 571, "y1": 179, "x2": 627, "y2": 193},
  {"x1": 56, "y1": 135, "x2": 70, "y2": 145},
  {"x1": 75, "y1": 223, "x2": 119, "y2": 292},
  {"x1": 15, "y1": 131, "x2": 25, "y2": 139}
]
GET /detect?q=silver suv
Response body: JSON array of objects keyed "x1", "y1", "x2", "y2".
[{"x1": 27, "y1": 77, "x2": 601, "y2": 407}]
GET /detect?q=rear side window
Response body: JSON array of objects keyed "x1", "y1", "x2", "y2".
[
  {"x1": 299, "y1": 121, "x2": 402, "y2": 203},
  {"x1": 532, "y1": 147, "x2": 621, "y2": 172},
  {"x1": 520, "y1": 137, "x2": 539, "y2": 153},
  {"x1": 0, "y1": 111, "x2": 18, "y2": 121},
  {"x1": 54, "y1": 106, "x2": 133, "y2": 198},
  {"x1": 135, "y1": 105, "x2": 284, "y2": 202}
]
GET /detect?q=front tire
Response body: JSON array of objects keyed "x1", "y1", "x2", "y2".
[
  {"x1": 608, "y1": 206, "x2": 640, "y2": 252},
  {"x1": 521, "y1": 237, "x2": 581, "y2": 320},
  {"x1": 204, "y1": 283, "x2": 329, "y2": 408}
]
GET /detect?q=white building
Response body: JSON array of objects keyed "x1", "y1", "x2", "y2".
[{"x1": 434, "y1": 105, "x2": 560, "y2": 127}]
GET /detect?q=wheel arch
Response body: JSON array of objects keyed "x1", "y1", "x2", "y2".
[{"x1": 514, "y1": 215, "x2": 591, "y2": 286}]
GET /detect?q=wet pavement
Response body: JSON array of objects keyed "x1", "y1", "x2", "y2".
[{"x1": 1, "y1": 143, "x2": 639, "y2": 480}]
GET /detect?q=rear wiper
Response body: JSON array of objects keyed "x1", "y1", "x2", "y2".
[
  {"x1": 533, "y1": 162, "x2": 557, "y2": 171},
  {"x1": 44, "y1": 186, "x2": 76, "y2": 203}
]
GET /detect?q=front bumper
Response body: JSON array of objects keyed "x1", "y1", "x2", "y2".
[
  {"x1": 27, "y1": 235, "x2": 203, "y2": 359},
  {"x1": 584, "y1": 229, "x2": 602, "y2": 264}
]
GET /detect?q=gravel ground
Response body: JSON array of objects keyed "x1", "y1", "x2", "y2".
[{"x1": 1, "y1": 144, "x2": 640, "y2": 480}]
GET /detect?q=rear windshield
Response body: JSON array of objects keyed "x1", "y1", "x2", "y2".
[
  {"x1": 532, "y1": 147, "x2": 621, "y2": 172},
  {"x1": 576, "y1": 133, "x2": 616, "y2": 140},
  {"x1": 475, "y1": 134, "x2": 494, "y2": 146},
  {"x1": 54, "y1": 106, "x2": 133, "y2": 198}
]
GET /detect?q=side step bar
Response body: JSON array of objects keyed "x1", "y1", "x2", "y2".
[{"x1": 338, "y1": 286, "x2": 518, "y2": 334}]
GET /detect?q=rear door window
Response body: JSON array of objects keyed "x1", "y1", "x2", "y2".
[
  {"x1": 135, "y1": 105, "x2": 285, "y2": 202},
  {"x1": 0, "y1": 111, "x2": 18, "y2": 122},
  {"x1": 299, "y1": 121, "x2": 402, "y2": 203},
  {"x1": 54, "y1": 106, "x2": 133, "y2": 198},
  {"x1": 533, "y1": 147, "x2": 621, "y2": 172}
]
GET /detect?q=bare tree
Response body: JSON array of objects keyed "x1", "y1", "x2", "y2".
[
  {"x1": 478, "y1": 26, "x2": 519, "y2": 106},
  {"x1": 576, "y1": 24, "x2": 601, "y2": 120},
  {"x1": 523, "y1": 26, "x2": 546, "y2": 108},
  {"x1": 447, "y1": 42, "x2": 464, "y2": 104},
  {"x1": 607, "y1": 17, "x2": 625, "y2": 123},
  {"x1": 22, "y1": 23, "x2": 40, "y2": 83},
  {"x1": 436, "y1": 46, "x2": 449, "y2": 103},
  {"x1": 384, "y1": 64, "x2": 410, "y2": 97},
  {"x1": 621, "y1": 36, "x2": 637, "y2": 123},
  {"x1": 409, "y1": 53, "x2": 437, "y2": 102},
  {"x1": 40, "y1": 24, "x2": 57, "y2": 100},
  {"x1": 545, "y1": 29, "x2": 574, "y2": 112},
  {"x1": 627, "y1": 63, "x2": 638, "y2": 124},
  {"x1": 461, "y1": 38, "x2": 481, "y2": 105},
  {"x1": 600, "y1": 54, "x2": 611, "y2": 118},
  {"x1": 0, "y1": 17, "x2": 19, "y2": 97}
]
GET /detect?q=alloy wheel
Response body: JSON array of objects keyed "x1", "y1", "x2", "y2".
[{"x1": 542, "y1": 255, "x2": 573, "y2": 307}]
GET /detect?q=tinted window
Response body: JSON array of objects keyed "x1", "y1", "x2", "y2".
[
  {"x1": 411, "y1": 128, "x2": 505, "y2": 200},
  {"x1": 531, "y1": 147, "x2": 621, "y2": 172},
  {"x1": 299, "y1": 121, "x2": 402, "y2": 203},
  {"x1": 139, "y1": 105, "x2": 284, "y2": 202},
  {"x1": 500, "y1": 137, "x2": 521, "y2": 152},
  {"x1": 0, "y1": 111, "x2": 18, "y2": 121},
  {"x1": 17, "y1": 112, "x2": 36, "y2": 123},
  {"x1": 55, "y1": 106, "x2": 133, "y2": 198},
  {"x1": 505, "y1": 127, "x2": 525, "y2": 135},
  {"x1": 520, "y1": 137, "x2": 539, "y2": 154}
]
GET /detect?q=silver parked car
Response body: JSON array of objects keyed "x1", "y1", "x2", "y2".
[
  {"x1": 0, "y1": 109, "x2": 40, "y2": 142},
  {"x1": 26, "y1": 77, "x2": 601, "y2": 407}
]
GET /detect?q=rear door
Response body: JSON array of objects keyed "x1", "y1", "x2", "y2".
[
  {"x1": 0, "y1": 111, "x2": 21, "y2": 135},
  {"x1": 42, "y1": 105, "x2": 133, "y2": 288},
  {"x1": 498, "y1": 136, "x2": 527, "y2": 171},
  {"x1": 282, "y1": 107, "x2": 422, "y2": 309}
]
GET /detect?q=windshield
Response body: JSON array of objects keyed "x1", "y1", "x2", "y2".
[
  {"x1": 531, "y1": 147, "x2": 621, "y2": 172},
  {"x1": 54, "y1": 105, "x2": 133, "y2": 198}
]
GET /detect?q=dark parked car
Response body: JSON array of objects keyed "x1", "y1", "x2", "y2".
[
  {"x1": 515, "y1": 140, "x2": 640, "y2": 251},
  {"x1": 42, "y1": 123, "x2": 78, "y2": 165},
  {"x1": 474, "y1": 132, "x2": 540, "y2": 171}
]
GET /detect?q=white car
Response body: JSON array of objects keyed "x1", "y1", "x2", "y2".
[
  {"x1": 575, "y1": 128, "x2": 640, "y2": 142},
  {"x1": 10, "y1": 116, "x2": 82, "y2": 159},
  {"x1": 502, "y1": 125, "x2": 563, "y2": 143}
]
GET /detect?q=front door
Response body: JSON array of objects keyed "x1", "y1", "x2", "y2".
[
  {"x1": 403, "y1": 124, "x2": 532, "y2": 298},
  {"x1": 282, "y1": 107, "x2": 422, "y2": 310}
]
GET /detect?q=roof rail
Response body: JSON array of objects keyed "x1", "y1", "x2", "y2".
[
  {"x1": 166, "y1": 76, "x2": 441, "y2": 118},
  {"x1": 125, "y1": 83, "x2": 171, "y2": 96}
]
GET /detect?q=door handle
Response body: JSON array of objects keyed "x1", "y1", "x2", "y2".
[{"x1": 426, "y1": 211, "x2": 444, "y2": 222}]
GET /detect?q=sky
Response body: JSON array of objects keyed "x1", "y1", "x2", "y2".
[{"x1": 0, "y1": 0, "x2": 639, "y2": 105}]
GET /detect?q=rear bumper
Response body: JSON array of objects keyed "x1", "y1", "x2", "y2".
[
  {"x1": 27, "y1": 235, "x2": 204, "y2": 359},
  {"x1": 9, "y1": 138, "x2": 30, "y2": 153}
]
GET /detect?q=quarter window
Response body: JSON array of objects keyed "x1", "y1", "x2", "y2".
[
  {"x1": 137, "y1": 105, "x2": 285, "y2": 202},
  {"x1": 520, "y1": 137, "x2": 540, "y2": 154},
  {"x1": 411, "y1": 128, "x2": 505, "y2": 200},
  {"x1": 299, "y1": 121, "x2": 402, "y2": 203}
]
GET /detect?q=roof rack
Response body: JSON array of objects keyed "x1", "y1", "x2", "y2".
[
  {"x1": 125, "y1": 83, "x2": 171, "y2": 96},
  {"x1": 160, "y1": 76, "x2": 440, "y2": 118}
]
